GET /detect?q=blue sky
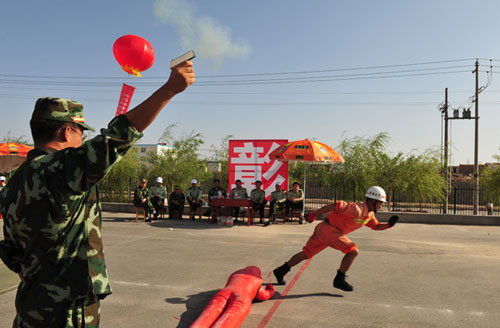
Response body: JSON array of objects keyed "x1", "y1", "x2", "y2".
[{"x1": 1, "y1": 0, "x2": 500, "y2": 165}]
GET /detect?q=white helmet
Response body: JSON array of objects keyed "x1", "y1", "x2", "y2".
[
  {"x1": 191, "y1": 179, "x2": 198, "y2": 184},
  {"x1": 156, "y1": 177, "x2": 163, "y2": 184},
  {"x1": 365, "y1": 186, "x2": 386, "y2": 202}
]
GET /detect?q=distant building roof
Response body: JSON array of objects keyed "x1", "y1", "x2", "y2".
[
  {"x1": 136, "y1": 143, "x2": 175, "y2": 149},
  {"x1": 458, "y1": 164, "x2": 474, "y2": 175}
]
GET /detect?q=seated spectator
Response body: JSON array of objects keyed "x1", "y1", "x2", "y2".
[
  {"x1": 206, "y1": 178, "x2": 227, "y2": 216},
  {"x1": 250, "y1": 180, "x2": 267, "y2": 224},
  {"x1": 0, "y1": 176, "x2": 6, "y2": 191},
  {"x1": 0, "y1": 176, "x2": 4, "y2": 218},
  {"x1": 208, "y1": 179, "x2": 227, "y2": 202},
  {"x1": 187, "y1": 179, "x2": 203, "y2": 220},
  {"x1": 168, "y1": 186, "x2": 185, "y2": 219},
  {"x1": 265, "y1": 183, "x2": 287, "y2": 226},
  {"x1": 229, "y1": 179, "x2": 249, "y2": 220},
  {"x1": 149, "y1": 177, "x2": 168, "y2": 219},
  {"x1": 286, "y1": 181, "x2": 304, "y2": 224},
  {"x1": 134, "y1": 179, "x2": 155, "y2": 222},
  {"x1": 487, "y1": 202, "x2": 494, "y2": 216}
]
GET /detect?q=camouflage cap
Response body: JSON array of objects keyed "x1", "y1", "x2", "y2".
[{"x1": 31, "y1": 97, "x2": 95, "y2": 132}]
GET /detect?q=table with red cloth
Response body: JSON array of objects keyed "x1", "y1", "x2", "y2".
[{"x1": 210, "y1": 198, "x2": 254, "y2": 226}]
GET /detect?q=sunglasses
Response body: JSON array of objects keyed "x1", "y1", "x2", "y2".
[{"x1": 69, "y1": 126, "x2": 88, "y2": 142}]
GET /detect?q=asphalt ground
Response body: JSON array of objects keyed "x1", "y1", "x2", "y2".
[{"x1": 1, "y1": 213, "x2": 500, "y2": 328}]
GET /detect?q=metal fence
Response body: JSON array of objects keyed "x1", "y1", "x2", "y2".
[
  {"x1": 303, "y1": 180, "x2": 499, "y2": 216},
  {"x1": 101, "y1": 179, "x2": 499, "y2": 216},
  {"x1": 392, "y1": 183, "x2": 498, "y2": 215}
]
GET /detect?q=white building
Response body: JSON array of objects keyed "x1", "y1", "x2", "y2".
[{"x1": 134, "y1": 143, "x2": 175, "y2": 159}]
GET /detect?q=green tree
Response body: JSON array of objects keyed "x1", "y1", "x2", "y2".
[
  {"x1": 325, "y1": 133, "x2": 445, "y2": 210},
  {"x1": 146, "y1": 126, "x2": 211, "y2": 193},
  {"x1": 208, "y1": 135, "x2": 233, "y2": 189},
  {"x1": 331, "y1": 132, "x2": 389, "y2": 201},
  {"x1": 1, "y1": 131, "x2": 33, "y2": 146},
  {"x1": 400, "y1": 150, "x2": 445, "y2": 209},
  {"x1": 482, "y1": 167, "x2": 500, "y2": 204},
  {"x1": 98, "y1": 148, "x2": 142, "y2": 202},
  {"x1": 288, "y1": 161, "x2": 306, "y2": 186},
  {"x1": 373, "y1": 152, "x2": 407, "y2": 207},
  {"x1": 493, "y1": 147, "x2": 500, "y2": 162},
  {"x1": 482, "y1": 148, "x2": 500, "y2": 203}
]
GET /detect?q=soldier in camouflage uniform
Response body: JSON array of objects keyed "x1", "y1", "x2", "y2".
[
  {"x1": 207, "y1": 179, "x2": 227, "y2": 204},
  {"x1": 168, "y1": 186, "x2": 185, "y2": 219},
  {"x1": 0, "y1": 60, "x2": 195, "y2": 327},
  {"x1": 133, "y1": 179, "x2": 155, "y2": 221},
  {"x1": 286, "y1": 181, "x2": 305, "y2": 224},
  {"x1": 186, "y1": 179, "x2": 203, "y2": 220},
  {"x1": 250, "y1": 180, "x2": 267, "y2": 224},
  {"x1": 207, "y1": 179, "x2": 226, "y2": 218},
  {"x1": 229, "y1": 179, "x2": 249, "y2": 220},
  {"x1": 0, "y1": 176, "x2": 6, "y2": 191},
  {"x1": 148, "y1": 177, "x2": 168, "y2": 219},
  {"x1": 0, "y1": 177, "x2": 5, "y2": 220},
  {"x1": 265, "y1": 183, "x2": 287, "y2": 226}
]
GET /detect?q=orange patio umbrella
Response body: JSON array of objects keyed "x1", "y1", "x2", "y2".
[
  {"x1": 269, "y1": 139, "x2": 344, "y2": 213},
  {"x1": 269, "y1": 139, "x2": 344, "y2": 163},
  {"x1": 0, "y1": 143, "x2": 34, "y2": 176}
]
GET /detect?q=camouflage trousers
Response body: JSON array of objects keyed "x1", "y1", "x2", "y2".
[
  {"x1": 150, "y1": 196, "x2": 166, "y2": 214},
  {"x1": 13, "y1": 295, "x2": 100, "y2": 328}
]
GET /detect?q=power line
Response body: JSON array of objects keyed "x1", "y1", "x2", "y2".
[
  {"x1": 0, "y1": 58, "x2": 477, "y2": 80},
  {"x1": 194, "y1": 70, "x2": 471, "y2": 86},
  {"x1": 198, "y1": 65, "x2": 471, "y2": 83},
  {"x1": 192, "y1": 59, "x2": 477, "y2": 78},
  {"x1": 0, "y1": 69, "x2": 473, "y2": 87},
  {"x1": 0, "y1": 58, "x2": 494, "y2": 90},
  {"x1": 3, "y1": 92, "x2": 500, "y2": 107}
]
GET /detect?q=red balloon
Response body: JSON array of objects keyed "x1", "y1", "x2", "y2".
[{"x1": 113, "y1": 35, "x2": 155, "y2": 77}]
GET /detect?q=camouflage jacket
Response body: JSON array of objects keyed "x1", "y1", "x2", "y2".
[
  {"x1": 134, "y1": 186, "x2": 149, "y2": 206},
  {"x1": 168, "y1": 192, "x2": 185, "y2": 206},
  {"x1": 148, "y1": 185, "x2": 167, "y2": 199},
  {"x1": 186, "y1": 187, "x2": 203, "y2": 201},
  {"x1": 208, "y1": 187, "x2": 226, "y2": 203},
  {"x1": 0, "y1": 115, "x2": 142, "y2": 313}
]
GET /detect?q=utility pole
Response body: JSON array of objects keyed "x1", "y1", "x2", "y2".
[
  {"x1": 443, "y1": 88, "x2": 449, "y2": 214},
  {"x1": 473, "y1": 59, "x2": 480, "y2": 215}
]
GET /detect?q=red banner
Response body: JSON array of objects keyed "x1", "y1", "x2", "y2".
[
  {"x1": 115, "y1": 83, "x2": 135, "y2": 116},
  {"x1": 229, "y1": 139, "x2": 288, "y2": 200}
]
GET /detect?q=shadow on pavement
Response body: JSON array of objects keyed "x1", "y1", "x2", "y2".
[
  {"x1": 281, "y1": 292, "x2": 343, "y2": 299},
  {"x1": 149, "y1": 220, "x2": 243, "y2": 230},
  {"x1": 166, "y1": 290, "x2": 219, "y2": 328},
  {"x1": 102, "y1": 214, "x2": 287, "y2": 230}
]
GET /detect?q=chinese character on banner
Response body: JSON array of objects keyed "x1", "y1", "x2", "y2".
[
  {"x1": 114, "y1": 83, "x2": 136, "y2": 117},
  {"x1": 229, "y1": 139, "x2": 288, "y2": 199}
]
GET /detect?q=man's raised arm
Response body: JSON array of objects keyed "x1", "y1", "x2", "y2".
[{"x1": 125, "y1": 61, "x2": 195, "y2": 132}]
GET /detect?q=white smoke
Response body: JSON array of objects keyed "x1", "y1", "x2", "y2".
[{"x1": 153, "y1": 0, "x2": 251, "y2": 69}]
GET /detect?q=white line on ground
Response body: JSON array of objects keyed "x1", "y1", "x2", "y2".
[
  {"x1": 0, "y1": 285, "x2": 17, "y2": 295},
  {"x1": 324, "y1": 299, "x2": 491, "y2": 317},
  {"x1": 112, "y1": 280, "x2": 190, "y2": 290},
  {"x1": 113, "y1": 280, "x2": 176, "y2": 289}
]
